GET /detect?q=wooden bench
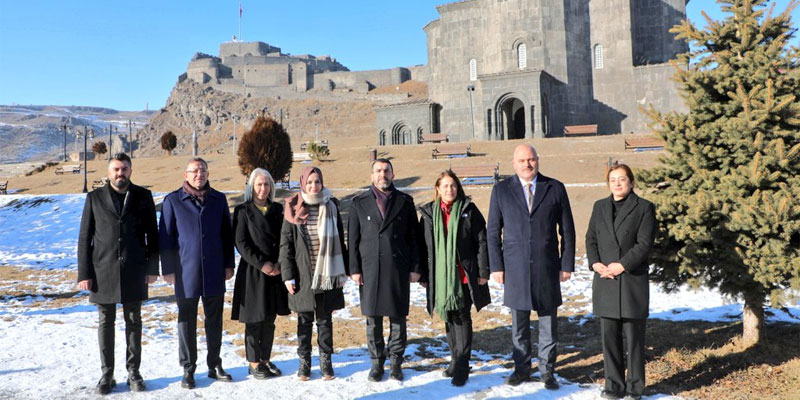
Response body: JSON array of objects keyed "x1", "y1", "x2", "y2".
[
  {"x1": 299, "y1": 140, "x2": 328, "y2": 151},
  {"x1": 419, "y1": 133, "x2": 448, "y2": 143},
  {"x1": 624, "y1": 136, "x2": 665, "y2": 152},
  {"x1": 292, "y1": 152, "x2": 312, "y2": 162},
  {"x1": 563, "y1": 124, "x2": 598, "y2": 136},
  {"x1": 432, "y1": 143, "x2": 471, "y2": 159},
  {"x1": 92, "y1": 177, "x2": 109, "y2": 190},
  {"x1": 55, "y1": 164, "x2": 82, "y2": 175},
  {"x1": 0, "y1": 180, "x2": 7, "y2": 195},
  {"x1": 450, "y1": 163, "x2": 500, "y2": 184}
]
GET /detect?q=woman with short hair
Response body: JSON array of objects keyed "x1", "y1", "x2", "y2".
[
  {"x1": 586, "y1": 163, "x2": 657, "y2": 400},
  {"x1": 280, "y1": 166, "x2": 348, "y2": 381},
  {"x1": 418, "y1": 170, "x2": 491, "y2": 386},
  {"x1": 231, "y1": 168, "x2": 290, "y2": 380}
]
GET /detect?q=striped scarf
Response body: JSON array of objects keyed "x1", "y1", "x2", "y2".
[{"x1": 303, "y1": 188, "x2": 347, "y2": 290}]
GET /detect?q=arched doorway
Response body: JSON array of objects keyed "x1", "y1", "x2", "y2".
[
  {"x1": 391, "y1": 122, "x2": 410, "y2": 145},
  {"x1": 496, "y1": 96, "x2": 526, "y2": 140}
]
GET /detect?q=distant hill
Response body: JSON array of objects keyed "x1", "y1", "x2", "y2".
[{"x1": 0, "y1": 105, "x2": 154, "y2": 164}]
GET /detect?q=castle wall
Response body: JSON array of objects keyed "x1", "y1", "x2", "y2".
[{"x1": 311, "y1": 68, "x2": 410, "y2": 93}]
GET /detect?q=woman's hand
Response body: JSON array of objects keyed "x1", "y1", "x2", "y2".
[
  {"x1": 478, "y1": 278, "x2": 488, "y2": 286},
  {"x1": 284, "y1": 280, "x2": 296, "y2": 294},
  {"x1": 261, "y1": 262, "x2": 275, "y2": 275}
]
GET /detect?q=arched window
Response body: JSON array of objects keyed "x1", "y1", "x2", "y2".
[
  {"x1": 594, "y1": 44, "x2": 604, "y2": 69},
  {"x1": 417, "y1": 128, "x2": 424, "y2": 144},
  {"x1": 517, "y1": 43, "x2": 527, "y2": 70},
  {"x1": 379, "y1": 130, "x2": 386, "y2": 146},
  {"x1": 469, "y1": 59, "x2": 477, "y2": 81}
]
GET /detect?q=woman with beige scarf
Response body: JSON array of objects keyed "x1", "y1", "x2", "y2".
[{"x1": 279, "y1": 166, "x2": 349, "y2": 381}]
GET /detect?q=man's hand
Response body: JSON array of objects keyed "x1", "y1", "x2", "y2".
[
  {"x1": 350, "y1": 273, "x2": 363, "y2": 286},
  {"x1": 163, "y1": 273, "x2": 175, "y2": 285},
  {"x1": 478, "y1": 278, "x2": 488, "y2": 286},
  {"x1": 146, "y1": 275, "x2": 157, "y2": 284},
  {"x1": 593, "y1": 262, "x2": 614, "y2": 279},
  {"x1": 560, "y1": 271, "x2": 572, "y2": 282},
  {"x1": 491, "y1": 271, "x2": 504, "y2": 284},
  {"x1": 284, "y1": 280, "x2": 296, "y2": 295},
  {"x1": 607, "y1": 262, "x2": 625, "y2": 277},
  {"x1": 225, "y1": 268, "x2": 234, "y2": 280},
  {"x1": 78, "y1": 279, "x2": 93, "y2": 291},
  {"x1": 410, "y1": 272, "x2": 421, "y2": 283}
]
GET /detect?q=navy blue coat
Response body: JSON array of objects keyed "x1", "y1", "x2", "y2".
[
  {"x1": 487, "y1": 174, "x2": 576, "y2": 311},
  {"x1": 159, "y1": 186, "x2": 235, "y2": 299}
]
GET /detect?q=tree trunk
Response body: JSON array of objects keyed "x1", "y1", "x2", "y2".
[{"x1": 742, "y1": 297, "x2": 764, "y2": 346}]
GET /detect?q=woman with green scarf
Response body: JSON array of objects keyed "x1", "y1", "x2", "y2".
[{"x1": 418, "y1": 170, "x2": 491, "y2": 386}]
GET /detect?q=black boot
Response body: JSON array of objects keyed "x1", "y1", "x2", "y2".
[
  {"x1": 320, "y1": 353, "x2": 335, "y2": 380},
  {"x1": 126, "y1": 370, "x2": 146, "y2": 392},
  {"x1": 181, "y1": 371, "x2": 195, "y2": 389},
  {"x1": 297, "y1": 355, "x2": 311, "y2": 381},
  {"x1": 367, "y1": 356, "x2": 385, "y2": 382},
  {"x1": 389, "y1": 357, "x2": 404, "y2": 381},
  {"x1": 208, "y1": 364, "x2": 232, "y2": 382},
  {"x1": 262, "y1": 360, "x2": 282, "y2": 377},
  {"x1": 95, "y1": 376, "x2": 116, "y2": 395},
  {"x1": 442, "y1": 360, "x2": 456, "y2": 378}
]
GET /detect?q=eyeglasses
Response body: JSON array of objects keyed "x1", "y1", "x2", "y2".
[{"x1": 186, "y1": 169, "x2": 208, "y2": 174}]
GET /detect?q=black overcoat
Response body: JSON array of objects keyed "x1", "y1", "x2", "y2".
[
  {"x1": 418, "y1": 199, "x2": 491, "y2": 315},
  {"x1": 279, "y1": 198, "x2": 348, "y2": 313},
  {"x1": 586, "y1": 192, "x2": 656, "y2": 319},
  {"x1": 348, "y1": 189, "x2": 421, "y2": 318},
  {"x1": 231, "y1": 201, "x2": 290, "y2": 323},
  {"x1": 77, "y1": 183, "x2": 159, "y2": 304},
  {"x1": 487, "y1": 174, "x2": 576, "y2": 311}
]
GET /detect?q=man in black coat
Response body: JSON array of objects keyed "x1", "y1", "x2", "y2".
[
  {"x1": 77, "y1": 153, "x2": 159, "y2": 395},
  {"x1": 487, "y1": 144, "x2": 576, "y2": 389},
  {"x1": 348, "y1": 159, "x2": 421, "y2": 382}
]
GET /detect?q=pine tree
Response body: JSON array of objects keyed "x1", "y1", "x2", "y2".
[
  {"x1": 237, "y1": 116, "x2": 293, "y2": 181},
  {"x1": 640, "y1": 0, "x2": 800, "y2": 345}
]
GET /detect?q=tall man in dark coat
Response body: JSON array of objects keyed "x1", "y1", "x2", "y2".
[
  {"x1": 348, "y1": 158, "x2": 421, "y2": 382},
  {"x1": 159, "y1": 157, "x2": 235, "y2": 389},
  {"x1": 78, "y1": 152, "x2": 159, "y2": 395},
  {"x1": 487, "y1": 144, "x2": 576, "y2": 389}
]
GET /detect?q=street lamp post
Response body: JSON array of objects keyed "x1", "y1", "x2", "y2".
[
  {"x1": 128, "y1": 120, "x2": 133, "y2": 158},
  {"x1": 467, "y1": 85, "x2": 476, "y2": 140},
  {"x1": 82, "y1": 126, "x2": 90, "y2": 193},
  {"x1": 61, "y1": 122, "x2": 68, "y2": 162},
  {"x1": 232, "y1": 115, "x2": 238, "y2": 156}
]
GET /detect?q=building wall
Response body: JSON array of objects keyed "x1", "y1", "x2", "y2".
[{"x1": 374, "y1": 103, "x2": 436, "y2": 146}]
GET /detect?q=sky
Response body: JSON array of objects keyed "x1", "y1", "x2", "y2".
[{"x1": 1, "y1": 0, "x2": 798, "y2": 111}]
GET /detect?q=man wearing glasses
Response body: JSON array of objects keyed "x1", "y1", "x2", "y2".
[{"x1": 159, "y1": 157, "x2": 235, "y2": 389}]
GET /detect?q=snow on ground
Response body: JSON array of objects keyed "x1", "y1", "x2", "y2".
[{"x1": 1, "y1": 193, "x2": 798, "y2": 399}]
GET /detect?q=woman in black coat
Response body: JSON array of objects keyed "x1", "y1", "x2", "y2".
[
  {"x1": 418, "y1": 170, "x2": 491, "y2": 387},
  {"x1": 231, "y1": 168, "x2": 290, "y2": 380},
  {"x1": 279, "y1": 166, "x2": 348, "y2": 381},
  {"x1": 585, "y1": 163, "x2": 656, "y2": 400}
]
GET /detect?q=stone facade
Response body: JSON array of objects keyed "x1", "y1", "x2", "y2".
[
  {"x1": 375, "y1": 100, "x2": 440, "y2": 145},
  {"x1": 375, "y1": 0, "x2": 689, "y2": 143}
]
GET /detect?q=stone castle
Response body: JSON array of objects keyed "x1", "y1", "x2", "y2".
[{"x1": 182, "y1": 0, "x2": 689, "y2": 145}]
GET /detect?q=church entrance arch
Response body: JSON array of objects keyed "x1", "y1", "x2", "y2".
[
  {"x1": 494, "y1": 94, "x2": 527, "y2": 140},
  {"x1": 391, "y1": 122, "x2": 411, "y2": 145}
]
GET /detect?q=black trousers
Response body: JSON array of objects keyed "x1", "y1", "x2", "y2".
[
  {"x1": 245, "y1": 315, "x2": 277, "y2": 363},
  {"x1": 297, "y1": 294, "x2": 333, "y2": 357},
  {"x1": 511, "y1": 307, "x2": 558, "y2": 375},
  {"x1": 366, "y1": 315, "x2": 407, "y2": 362},
  {"x1": 97, "y1": 302, "x2": 142, "y2": 378},
  {"x1": 601, "y1": 317, "x2": 646, "y2": 397},
  {"x1": 177, "y1": 296, "x2": 223, "y2": 372},
  {"x1": 445, "y1": 285, "x2": 473, "y2": 376}
]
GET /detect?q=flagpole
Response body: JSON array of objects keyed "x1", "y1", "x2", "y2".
[{"x1": 238, "y1": 1, "x2": 242, "y2": 42}]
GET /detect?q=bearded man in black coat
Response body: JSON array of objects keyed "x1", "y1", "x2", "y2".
[
  {"x1": 77, "y1": 153, "x2": 159, "y2": 395},
  {"x1": 348, "y1": 159, "x2": 421, "y2": 382}
]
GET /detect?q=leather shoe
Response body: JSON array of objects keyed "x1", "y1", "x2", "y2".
[
  {"x1": 95, "y1": 376, "x2": 116, "y2": 395},
  {"x1": 127, "y1": 371, "x2": 146, "y2": 392},
  {"x1": 623, "y1": 395, "x2": 642, "y2": 400},
  {"x1": 181, "y1": 372, "x2": 195, "y2": 389},
  {"x1": 249, "y1": 364, "x2": 269, "y2": 380},
  {"x1": 442, "y1": 362, "x2": 456, "y2": 378},
  {"x1": 451, "y1": 373, "x2": 468, "y2": 387},
  {"x1": 208, "y1": 364, "x2": 232, "y2": 382},
  {"x1": 541, "y1": 372, "x2": 559, "y2": 390},
  {"x1": 505, "y1": 370, "x2": 531, "y2": 386},
  {"x1": 601, "y1": 389, "x2": 623, "y2": 399},
  {"x1": 263, "y1": 361, "x2": 282, "y2": 377}
]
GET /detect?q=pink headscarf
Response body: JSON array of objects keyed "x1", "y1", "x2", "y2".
[{"x1": 284, "y1": 166, "x2": 324, "y2": 224}]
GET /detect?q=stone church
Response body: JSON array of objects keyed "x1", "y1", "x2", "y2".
[{"x1": 375, "y1": 0, "x2": 689, "y2": 145}]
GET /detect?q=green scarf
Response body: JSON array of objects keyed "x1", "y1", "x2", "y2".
[{"x1": 433, "y1": 198, "x2": 464, "y2": 320}]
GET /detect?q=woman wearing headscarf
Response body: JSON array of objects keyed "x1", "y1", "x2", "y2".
[
  {"x1": 586, "y1": 163, "x2": 656, "y2": 400},
  {"x1": 279, "y1": 166, "x2": 348, "y2": 381},
  {"x1": 231, "y1": 168, "x2": 290, "y2": 380},
  {"x1": 418, "y1": 170, "x2": 491, "y2": 386}
]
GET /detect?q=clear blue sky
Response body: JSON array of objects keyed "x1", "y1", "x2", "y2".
[{"x1": 1, "y1": 0, "x2": 798, "y2": 111}]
